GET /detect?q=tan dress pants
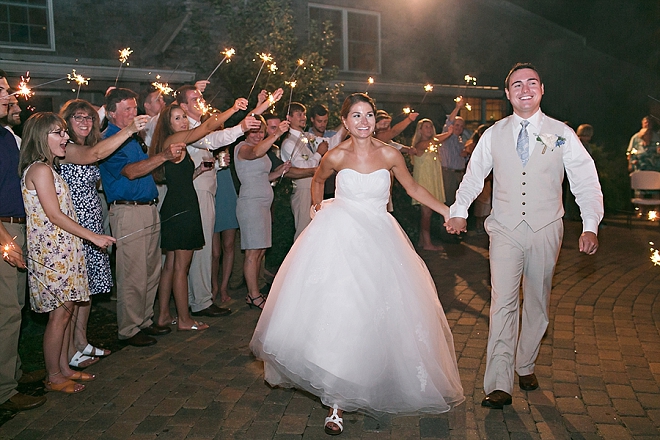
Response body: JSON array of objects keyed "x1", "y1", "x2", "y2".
[
  {"x1": 483, "y1": 217, "x2": 563, "y2": 395},
  {"x1": 0, "y1": 222, "x2": 25, "y2": 403},
  {"x1": 188, "y1": 190, "x2": 214, "y2": 313},
  {"x1": 291, "y1": 183, "x2": 312, "y2": 241},
  {"x1": 110, "y1": 204, "x2": 161, "y2": 339}
]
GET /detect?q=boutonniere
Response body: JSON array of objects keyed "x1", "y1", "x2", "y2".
[
  {"x1": 301, "y1": 154, "x2": 309, "y2": 160},
  {"x1": 535, "y1": 133, "x2": 566, "y2": 154}
]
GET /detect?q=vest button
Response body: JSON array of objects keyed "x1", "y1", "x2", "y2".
[
  {"x1": 522, "y1": 192, "x2": 526, "y2": 196},
  {"x1": 522, "y1": 172, "x2": 526, "y2": 175},
  {"x1": 522, "y1": 182, "x2": 526, "y2": 185},
  {"x1": 522, "y1": 212, "x2": 526, "y2": 215},
  {"x1": 522, "y1": 202, "x2": 526, "y2": 205}
]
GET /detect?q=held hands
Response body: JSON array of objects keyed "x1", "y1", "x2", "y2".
[
  {"x1": 2, "y1": 242, "x2": 26, "y2": 269},
  {"x1": 163, "y1": 142, "x2": 186, "y2": 162},
  {"x1": 270, "y1": 88, "x2": 284, "y2": 103},
  {"x1": 195, "y1": 80, "x2": 210, "y2": 93},
  {"x1": 128, "y1": 115, "x2": 150, "y2": 135},
  {"x1": 91, "y1": 233, "x2": 116, "y2": 250},
  {"x1": 316, "y1": 140, "x2": 329, "y2": 156},
  {"x1": 445, "y1": 217, "x2": 467, "y2": 235},
  {"x1": 240, "y1": 115, "x2": 261, "y2": 132},
  {"x1": 257, "y1": 90, "x2": 268, "y2": 106},
  {"x1": 275, "y1": 120, "x2": 290, "y2": 137},
  {"x1": 233, "y1": 98, "x2": 248, "y2": 112},
  {"x1": 579, "y1": 231, "x2": 598, "y2": 255}
]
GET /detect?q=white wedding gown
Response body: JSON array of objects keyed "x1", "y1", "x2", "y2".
[{"x1": 250, "y1": 168, "x2": 464, "y2": 415}]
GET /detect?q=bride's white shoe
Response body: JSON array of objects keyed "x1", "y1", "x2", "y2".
[{"x1": 324, "y1": 405, "x2": 343, "y2": 435}]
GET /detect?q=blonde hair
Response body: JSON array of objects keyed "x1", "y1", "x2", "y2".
[
  {"x1": 411, "y1": 118, "x2": 436, "y2": 150},
  {"x1": 18, "y1": 112, "x2": 67, "y2": 176}
]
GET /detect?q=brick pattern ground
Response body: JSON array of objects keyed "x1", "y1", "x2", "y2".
[{"x1": 1, "y1": 220, "x2": 660, "y2": 439}]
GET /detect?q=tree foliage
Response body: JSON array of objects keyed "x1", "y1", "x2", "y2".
[{"x1": 211, "y1": 0, "x2": 342, "y2": 120}]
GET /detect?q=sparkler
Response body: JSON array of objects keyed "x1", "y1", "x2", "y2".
[
  {"x1": 247, "y1": 52, "x2": 273, "y2": 101},
  {"x1": 365, "y1": 77, "x2": 374, "y2": 94},
  {"x1": 420, "y1": 83, "x2": 433, "y2": 104},
  {"x1": 650, "y1": 242, "x2": 660, "y2": 266},
  {"x1": 114, "y1": 47, "x2": 133, "y2": 87},
  {"x1": 462, "y1": 75, "x2": 477, "y2": 112},
  {"x1": 15, "y1": 73, "x2": 32, "y2": 99},
  {"x1": 649, "y1": 210, "x2": 658, "y2": 221},
  {"x1": 285, "y1": 80, "x2": 297, "y2": 118},
  {"x1": 206, "y1": 48, "x2": 236, "y2": 81},
  {"x1": 116, "y1": 210, "x2": 190, "y2": 242},
  {"x1": 289, "y1": 59, "x2": 305, "y2": 80},
  {"x1": 152, "y1": 81, "x2": 173, "y2": 96},
  {"x1": 402, "y1": 107, "x2": 414, "y2": 116},
  {"x1": 67, "y1": 69, "x2": 90, "y2": 99}
]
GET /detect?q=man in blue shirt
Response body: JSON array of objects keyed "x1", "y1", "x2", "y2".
[{"x1": 99, "y1": 88, "x2": 182, "y2": 347}]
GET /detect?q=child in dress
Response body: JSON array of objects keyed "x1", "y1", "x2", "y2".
[{"x1": 18, "y1": 113, "x2": 115, "y2": 393}]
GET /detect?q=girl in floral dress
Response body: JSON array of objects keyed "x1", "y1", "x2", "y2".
[{"x1": 19, "y1": 113, "x2": 115, "y2": 393}]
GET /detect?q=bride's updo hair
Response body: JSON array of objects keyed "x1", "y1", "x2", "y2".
[{"x1": 340, "y1": 93, "x2": 376, "y2": 119}]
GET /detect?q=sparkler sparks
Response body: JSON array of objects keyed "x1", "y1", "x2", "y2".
[
  {"x1": 365, "y1": 77, "x2": 374, "y2": 94},
  {"x1": 651, "y1": 246, "x2": 660, "y2": 266},
  {"x1": 285, "y1": 80, "x2": 298, "y2": 116},
  {"x1": 268, "y1": 63, "x2": 278, "y2": 73},
  {"x1": 206, "y1": 47, "x2": 236, "y2": 81},
  {"x1": 152, "y1": 81, "x2": 173, "y2": 95},
  {"x1": 115, "y1": 47, "x2": 133, "y2": 86},
  {"x1": 421, "y1": 83, "x2": 434, "y2": 103},
  {"x1": 649, "y1": 210, "x2": 658, "y2": 221},
  {"x1": 248, "y1": 52, "x2": 274, "y2": 100},
  {"x1": 289, "y1": 58, "x2": 305, "y2": 80},
  {"x1": 67, "y1": 69, "x2": 90, "y2": 99},
  {"x1": 403, "y1": 107, "x2": 412, "y2": 115},
  {"x1": 464, "y1": 74, "x2": 477, "y2": 85},
  {"x1": 465, "y1": 103, "x2": 472, "y2": 111},
  {"x1": 16, "y1": 73, "x2": 32, "y2": 99}
]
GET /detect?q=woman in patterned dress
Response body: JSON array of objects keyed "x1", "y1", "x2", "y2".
[
  {"x1": 18, "y1": 113, "x2": 116, "y2": 393},
  {"x1": 59, "y1": 100, "x2": 148, "y2": 368}
]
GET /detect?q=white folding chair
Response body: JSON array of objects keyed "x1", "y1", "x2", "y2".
[{"x1": 630, "y1": 171, "x2": 660, "y2": 222}]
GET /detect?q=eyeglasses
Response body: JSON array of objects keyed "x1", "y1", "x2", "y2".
[
  {"x1": 72, "y1": 115, "x2": 94, "y2": 123},
  {"x1": 49, "y1": 129, "x2": 68, "y2": 138}
]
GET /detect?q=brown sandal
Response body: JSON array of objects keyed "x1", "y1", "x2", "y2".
[
  {"x1": 44, "y1": 379, "x2": 85, "y2": 394},
  {"x1": 64, "y1": 371, "x2": 96, "y2": 382}
]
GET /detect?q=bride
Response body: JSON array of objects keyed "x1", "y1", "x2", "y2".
[{"x1": 250, "y1": 93, "x2": 464, "y2": 435}]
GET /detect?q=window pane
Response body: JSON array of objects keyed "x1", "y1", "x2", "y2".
[
  {"x1": 485, "y1": 99, "x2": 505, "y2": 122},
  {"x1": 29, "y1": 0, "x2": 48, "y2": 5},
  {"x1": 28, "y1": 7, "x2": 46, "y2": 26},
  {"x1": 0, "y1": 22, "x2": 8, "y2": 41},
  {"x1": 460, "y1": 99, "x2": 482, "y2": 122},
  {"x1": 10, "y1": 23, "x2": 29, "y2": 43},
  {"x1": 348, "y1": 41, "x2": 377, "y2": 72},
  {"x1": 309, "y1": 6, "x2": 343, "y2": 69},
  {"x1": 8, "y1": 5, "x2": 27, "y2": 24},
  {"x1": 29, "y1": 24, "x2": 46, "y2": 44},
  {"x1": 347, "y1": 12, "x2": 377, "y2": 43},
  {"x1": 0, "y1": 5, "x2": 7, "y2": 21}
]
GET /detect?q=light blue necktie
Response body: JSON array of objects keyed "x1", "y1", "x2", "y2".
[{"x1": 517, "y1": 120, "x2": 530, "y2": 167}]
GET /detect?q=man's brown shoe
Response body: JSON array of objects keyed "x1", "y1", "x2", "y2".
[
  {"x1": 0, "y1": 393, "x2": 46, "y2": 411},
  {"x1": 519, "y1": 373, "x2": 539, "y2": 391},
  {"x1": 17, "y1": 369, "x2": 46, "y2": 384},
  {"x1": 191, "y1": 304, "x2": 231, "y2": 317},
  {"x1": 142, "y1": 324, "x2": 172, "y2": 336},
  {"x1": 122, "y1": 331, "x2": 157, "y2": 347},
  {"x1": 481, "y1": 390, "x2": 512, "y2": 409}
]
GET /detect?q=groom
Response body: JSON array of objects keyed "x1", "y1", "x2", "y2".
[{"x1": 446, "y1": 63, "x2": 603, "y2": 408}]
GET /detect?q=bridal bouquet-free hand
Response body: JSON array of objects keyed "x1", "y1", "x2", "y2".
[{"x1": 536, "y1": 133, "x2": 566, "y2": 154}]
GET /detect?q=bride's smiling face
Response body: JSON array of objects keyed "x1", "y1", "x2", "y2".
[{"x1": 343, "y1": 102, "x2": 375, "y2": 139}]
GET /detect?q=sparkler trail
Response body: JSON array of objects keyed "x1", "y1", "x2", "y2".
[
  {"x1": 247, "y1": 53, "x2": 273, "y2": 101},
  {"x1": 206, "y1": 48, "x2": 235, "y2": 81},
  {"x1": 116, "y1": 210, "x2": 190, "y2": 241}
]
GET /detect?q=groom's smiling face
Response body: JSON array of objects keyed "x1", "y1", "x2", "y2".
[{"x1": 505, "y1": 68, "x2": 544, "y2": 117}]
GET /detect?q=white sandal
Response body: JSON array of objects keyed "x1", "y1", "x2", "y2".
[
  {"x1": 324, "y1": 405, "x2": 343, "y2": 435},
  {"x1": 81, "y1": 343, "x2": 110, "y2": 357},
  {"x1": 69, "y1": 351, "x2": 99, "y2": 369}
]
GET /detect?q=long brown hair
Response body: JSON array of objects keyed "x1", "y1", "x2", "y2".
[
  {"x1": 18, "y1": 112, "x2": 67, "y2": 176},
  {"x1": 59, "y1": 99, "x2": 101, "y2": 146},
  {"x1": 149, "y1": 104, "x2": 184, "y2": 184}
]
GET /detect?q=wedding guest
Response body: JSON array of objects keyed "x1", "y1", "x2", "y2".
[
  {"x1": 251, "y1": 94, "x2": 464, "y2": 435},
  {"x1": 150, "y1": 104, "x2": 234, "y2": 330},
  {"x1": 19, "y1": 112, "x2": 115, "y2": 393},
  {"x1": 59, "y1": 99, "x2": 147, "y2": 367},
  {"x1": 99, "y1": 88, "x2": 181, "y2": 347},
  {"x1": 235, "y1": 116, "x2": 291, "y2": 309},
  {"x1": 447, "y1": 63, "x2": 603, "y2": 409},
  {"x1": 410, "y1": 119, "x2": 452, "y2": 251}
]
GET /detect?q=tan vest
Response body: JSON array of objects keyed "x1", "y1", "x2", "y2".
[{"x1": 490, "y1": 114, "x2": 566, "y2": 232}]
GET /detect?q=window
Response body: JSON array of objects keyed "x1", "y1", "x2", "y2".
[
  {"x1": 459, "y1": 99, "x2": 506, "y2": 124},
  {"x1": 0, "y1": 0, "x2": 54, "y2": 50},
  {"x1": 309, "y1": 4, "x2": 380, "y2": 73}
]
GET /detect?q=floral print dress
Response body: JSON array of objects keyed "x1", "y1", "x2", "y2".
[
  {"x1": 21, "y1": 163, "x2": 90, "y2": 313},
  {"x1": 60, "y1": 163, "x2": 113, "y2": 294}
]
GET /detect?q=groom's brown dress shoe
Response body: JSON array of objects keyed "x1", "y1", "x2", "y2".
[
  {"x1": 519, "y1": 373, "x2": 539, "y2": 391},
  {"x1": 481, "y1": 390, "x2": 512, "y2": 409}
]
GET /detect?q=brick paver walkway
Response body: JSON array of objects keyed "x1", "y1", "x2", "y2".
[{"x1": 1, "y1": 220, "x2": 660, "y2": 439}]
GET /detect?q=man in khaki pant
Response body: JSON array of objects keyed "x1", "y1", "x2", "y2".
[{"x1": 447, "y1": 63, "x2": 603, "y2": 409}]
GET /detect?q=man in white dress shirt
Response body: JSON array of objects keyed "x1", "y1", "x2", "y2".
[
  {"x1": 281, "y1": 102, "x2": 345, "y2": 239},
  {"x1": 175, "y1": 85, "x2": 259, "y2": 317},
  {"x1": 447, "y1": 63, "x2": 603, "y2": 409}
]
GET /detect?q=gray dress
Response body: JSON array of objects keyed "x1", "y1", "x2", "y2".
[{"x1": 235, "y1": 142, "x2": 273, "y2": 249}]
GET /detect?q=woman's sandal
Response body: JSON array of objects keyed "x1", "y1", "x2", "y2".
[
  {"x1": 69, "y1": 351, "x2": 99, "y2": 369},
  {"x1": 324, "y1": 405, "x2": 343, "y2": 436},
  {"x1": 80, "y1": 343, "x2": 111, "y2": 357},
  {"x1": 177, "y1": 321, "x2": 209, "y2": 331},
  {"x1": 64, "y1": 371, "x2": 96, "y2": 382},
  {"x1": 44, "y1": 379, "x2": 85, "y2": 394},
  {"x1": 246, "y1": 294, "x2": 266, "y2": 310}
]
